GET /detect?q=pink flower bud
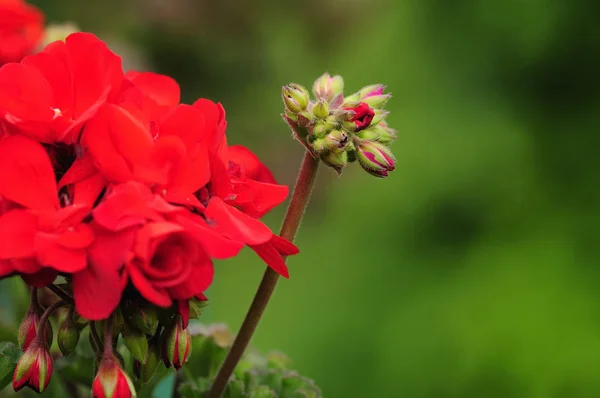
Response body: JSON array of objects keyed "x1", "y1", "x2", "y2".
[
  {"x1": 161, "y1": 316, "x2": 191, "y2": 371},
  {"x1": 12, "y1": 343, "x2": 53, "y2": 393},
  {"x1": 92, "y1": 357, "x2": 136, "y2": 398},
  {"x1": 355, "y1": 140, "x2": 396, "y2": 178}
]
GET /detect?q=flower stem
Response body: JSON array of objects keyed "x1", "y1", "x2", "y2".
[
  {"x1": 47, "y1": 284, "x2": 74, "y2": 303},
  {"x1": 38, "y1": 300, "x2": 68, "y2": 336},
  {"x1": 208, "y1": 151, "x2": 320, "y2": 397},
  {"x1": 103, "y1": 316, "x2": 114, "y2": 358}
]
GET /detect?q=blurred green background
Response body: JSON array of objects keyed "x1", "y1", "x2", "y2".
[{"x1": 3, "y1": 0, "x2": 600, "y2": 397}]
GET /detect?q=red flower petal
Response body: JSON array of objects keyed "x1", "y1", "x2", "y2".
[
  {"x1": 204, "y1": 197, "x2": 272, "y2": 245},
  {"x1": 0, "y1": 209, "x2": 37, "y2": 259},
  {"x1": 174, "y1": 213, "x2": 244, "y2": 259},
  {"x1": 228, "y1": 145, "x2": 279, "y2": 184},
  {"x1": 124, "y1": 71, "x2": 180, "y2": 120},
  {"x1": 127, "y1": 261, "x2": 172, "y2": 307},
  {"x1": 177, "y1": 300, "x2": 190, "y2": 328},
  {"x1": 269, "y1": 234, "x2": 300, "y2": 256},
  {"x1": 0, "y1": 135, "x2": 58, "y2": 209},
  {"x1": 250, "y1": 242, "x2": 290, "y2": 279},
  {"x1": 167, "y1": 253, "x2": 214, "y2": 300},
  {"x1": 93, "y1": 182, "x2": 172, "y2": 231},
  {"x1": 0, "y1": 63, "x2": 54, "y2": 140},
  {"x1": 85, "y1": 104, "x2": 165, "y2": 184},
  {"x1": 227, "y1": 179, "x2": 289, "y2": 219},
  {"x1": 72, "y1": 224, "x2": 134, "y2": 320}
]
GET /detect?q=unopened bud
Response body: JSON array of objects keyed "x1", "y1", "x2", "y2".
[
  {"x1": 357, "y1": 84, "x2": 385, "y2": 99},
  {"x1": 355, "y1": 140, "x2": 396, "y2": 178},
  {"x1": 312, "y1": 73, "x2": 344, "y2": 102},
  {"x1": 161, "y1": 316, "x2": 191, "y2": 371},
  {"x1": 133, "y1": 337, "x2": 160, "y2": 384},
  {"x1": 12, "y1": 343, "x2": 53, "y2": 393},
  {"x1": 356, "y1": 124, "x2": 397, "y2": 144},
  {"x1": 92, "y1": 357, "x2": 136, "y2": 398},
  {"x1": 123, "y1": 303, "x2": 158, "y2": 336},
  {"x1": 320, "y1": 150, "x2": 348, "y2": 175},
  {"x1": 362, "y1": 94, "x2": 392, "y2": 109},
  {"x1": 282, "y1": 84, "x2": 309, "y2": 114},
  {"x1": 324, "y1": 130, "x2": 350, "y2": 151},
  {"x1": 58, "y1": 315, "x2": 80, "y2": 356},
  {"x1": 371, "y1": 109, "x2": 390, "y2": 126},
  {"x1": 18, "y1": 302, "x2": 52, "y2": 351},
  {"x1": 123, "y1": 325, "x2": 149, "y2": 363},
  {"x1": 312, "y1": 99, "x2": 329, "y2": 119}
]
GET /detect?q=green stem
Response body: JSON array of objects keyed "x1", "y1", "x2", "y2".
[
  {"x1": 47, "y1": 284, "x2": 74, "y2": 303},
  {"x1": 36, "y1": 300, "x2": 68, "y2": 347},
  {"x1": 208, "y1": 151, "x2": 320, "y2": 397}
]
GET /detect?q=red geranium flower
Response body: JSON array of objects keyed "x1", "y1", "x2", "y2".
[
  {"x1": 0, "y1": 0, "x2": 44, "y2": 65},
  {"x1": 0, "y1": 32, "x2": 123, "y2": 143}
]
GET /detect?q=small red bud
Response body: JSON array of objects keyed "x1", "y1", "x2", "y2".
[
  {"x1": 92, "y1": 357, "x2": 136, "y2": 398},
  {"x1": 18, "y1": 301, "x2": 53, "y2": 351},
  {"x1": 161, "y1": 316, "x2": 191, "y2": 371},
  {"x1": 12, "y1": 343, "x2": 53, "y2": 393}
]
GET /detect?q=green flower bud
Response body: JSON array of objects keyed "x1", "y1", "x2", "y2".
[
  {"x1": 133, "y1": 337, "x2": 161, "y2": 384},
  {"x1": 57, "y1": 316, "x2": 80, "y2": 357},
  {"x1": 320, "y1": 150, "x2": 348, "y2": 175},
  {"x1": 282, "y1": 84, "x2": 310, "y2": 114},
  {"x1": 362, "y1": 94, "x2": 392, "y2": 109},
  {"x1": 123, "y1": 302, "x2": 159, "y2": 336},
  {"x1": 161, "y1": 316, "x2": 191, "y2": 371},
  {"x1": 355, "y1": 139, "x2": 396, "y2": 178},
  {"x1": 123, "y1": 325, "x2": 149, "y2": 363},
  {"x1": 312, "y1": 73, "x2": 344, "y2": 102},
  {"x1": 356, "y1": 124, "x2": 397, "y2": 144},
  {"x1": 371, "y1": 109, "x2": 390, "y2": 126},
  {"x1": 312, "y1": 99, "x2": 329, "y2": 119},
  {"x1": 323, "y1": 130, "x2": 349, "y2": 151}
]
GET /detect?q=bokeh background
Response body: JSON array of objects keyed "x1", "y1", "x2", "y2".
[{"x1": 2, "y1": 0, "x2": 600, "y2": 397}]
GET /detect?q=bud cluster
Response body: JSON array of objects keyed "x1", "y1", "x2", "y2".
[
  {"x1": 12, "y1": 291, "x2": 206, "y2": 397},
  {"x1": 282, "y1": 73, "x2": 397, "y2": 177}
]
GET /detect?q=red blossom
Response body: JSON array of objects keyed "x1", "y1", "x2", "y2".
[
  {"x1": 0, "y1": 31, "x2": 298, "y2": 322},
  {"x1": 0, "y1": 32, "x2": 123, "y2": 143},
  {"x1": 0, "y1": 0, "x2": 44, "y2": 65}
]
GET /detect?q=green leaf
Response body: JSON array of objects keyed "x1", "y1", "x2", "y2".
[{"x1": 0, "y1": 342, "x2": 22, "y2": 391}]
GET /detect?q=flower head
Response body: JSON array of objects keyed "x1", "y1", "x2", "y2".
[{"x1": 281, "y1": 74, "x2": 397, "y2": 178}]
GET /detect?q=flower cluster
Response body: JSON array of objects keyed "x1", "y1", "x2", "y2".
[
  {"x1": 282, "y1": 73, "x2": 397, "y2": 177},
  {"x1": 0, "y1": 31, "x2": 298, "y2": 395}
]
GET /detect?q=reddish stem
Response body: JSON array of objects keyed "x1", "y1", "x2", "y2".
[{"x1": 208, "y1": 151, "x2": 320, "y2": 397}]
